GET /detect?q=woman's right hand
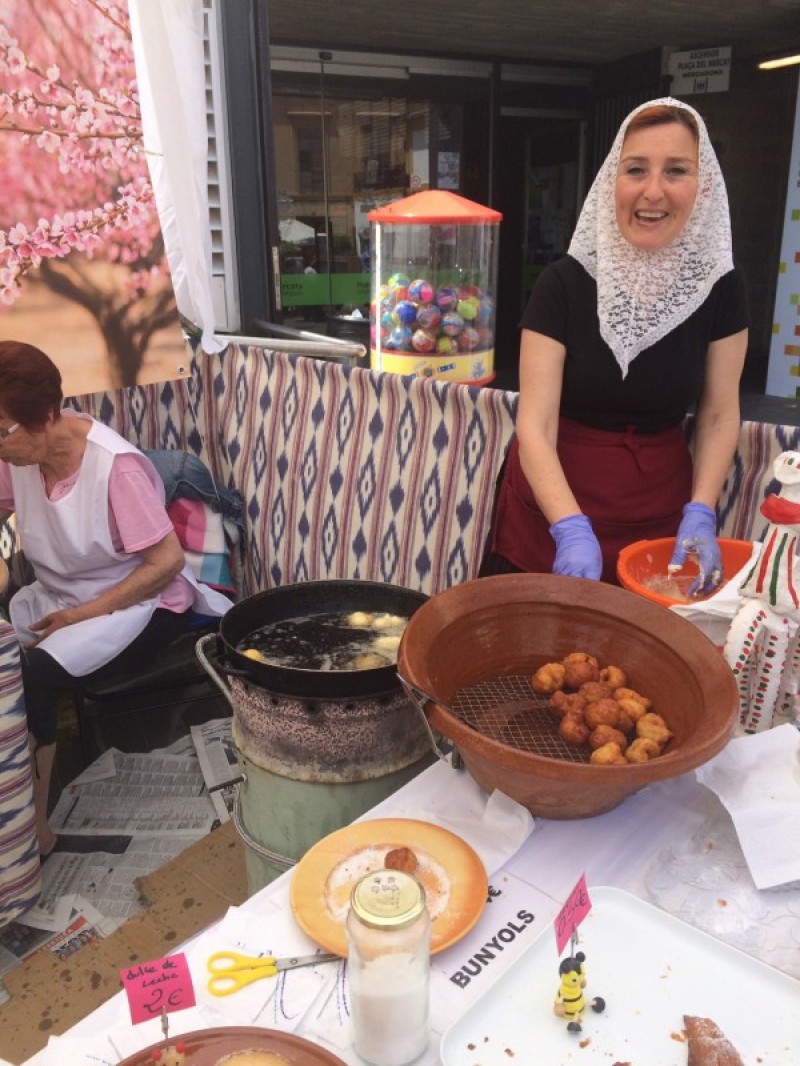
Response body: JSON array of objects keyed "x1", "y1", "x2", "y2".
[{"x1": 550, "y1": 514, "x2": 603, "y2": 580}]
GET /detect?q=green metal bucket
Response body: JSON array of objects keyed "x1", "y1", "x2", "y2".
[{"x1": 232, "y1": 750, "x2": 434, "y2": 893}]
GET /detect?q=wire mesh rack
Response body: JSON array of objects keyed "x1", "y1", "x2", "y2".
[{"x1": 448, "y1": 674, "x2": 591, "y2": 764}]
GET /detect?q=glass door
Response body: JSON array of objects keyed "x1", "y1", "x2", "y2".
[{"x1": 271, "y1": 71, "x2": 465, "y2": 334}]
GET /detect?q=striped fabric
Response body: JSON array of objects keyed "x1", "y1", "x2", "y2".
[
  {"x1": 717, "y1": 420, "x2": 800, "y2": 543},
  {"x1": 207, "y1": 348, "x2": 518, "y2": 594},
  {"x1": 57, "y1": 346, "x2": 798, "y2": 593},
  {"x1": 0, "y1": 620, "x2": 41, "y2": 927},
  {"x1": 66, "y1": 346, "x2": 519, "y2": 597}
]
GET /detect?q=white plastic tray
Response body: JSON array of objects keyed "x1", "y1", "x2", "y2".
[{"x1": 440, "y1": 886, "x2": 799, "y2": 1064}]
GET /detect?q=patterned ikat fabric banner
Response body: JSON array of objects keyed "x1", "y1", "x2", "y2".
[
  {"x1": 68, "y1": 345, "x2": 519, "y2": 597},
  {"x1": 63, "y1": 342, "x2": 799, "y2": 593}
]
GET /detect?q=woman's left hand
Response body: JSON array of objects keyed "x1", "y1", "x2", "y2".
[
  {"x1": 670, "y1": 502, "x2": 722, "y2": 596},
  {"x1": 28, "y1": 607, "x2": 82, "y2": 645}
]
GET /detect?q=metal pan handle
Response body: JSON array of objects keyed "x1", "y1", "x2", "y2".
[
  {"x1": 196, "y1": 632, "x2": 237, "y2": 706},
  {"x1": 396, "y1": 672, "x2": 458, "y2": 765}
]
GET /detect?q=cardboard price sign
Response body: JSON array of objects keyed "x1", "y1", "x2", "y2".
[
  {"x1": 554, "y1": 873, "x2": 592, "y2": 956},
  {"x1": 120, "y1": 952, "x2": 196, "y2": 1025}
]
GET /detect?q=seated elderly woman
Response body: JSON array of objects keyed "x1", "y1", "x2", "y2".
[{"x1": 0, "y1": 341, "x2": 233, "y2": 858}]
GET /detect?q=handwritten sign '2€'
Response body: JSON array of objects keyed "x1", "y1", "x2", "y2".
[
  {"x1": 120, "y1": 952, "x2": 196, "y2": 1025},
  {"x1": 554, "y1": 873, "x2": 592, "y2": 956}
]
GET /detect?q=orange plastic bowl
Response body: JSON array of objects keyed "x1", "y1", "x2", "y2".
[{"x1": 617, "y1": 537, "x2": 753, "y2": 608}]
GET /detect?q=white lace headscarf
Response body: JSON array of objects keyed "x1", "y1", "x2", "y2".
[{"x1": 568, "y1": 97, "x2": 733, "y2": 378}]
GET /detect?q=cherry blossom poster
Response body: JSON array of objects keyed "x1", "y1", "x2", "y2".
[{"x1": 0, "y1": 0, "x2": 189, "y2": 396}]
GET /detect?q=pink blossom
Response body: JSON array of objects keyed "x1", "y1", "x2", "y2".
[
  {"x1": 5, "y1": 46, "x2": 26, "y2": 75},
  {"x1": 0, "y1": 0, "x2": 173, "y2": 348},
  {"x1": 35, "y1": 130, "x2": 60, "y2": 153}
]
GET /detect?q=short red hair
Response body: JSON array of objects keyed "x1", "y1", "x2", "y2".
[
  {"x1": 625, "y1": 104, "x2": 699, "y2": 143},
  {"x1": 0, "y1": 341, "x2": 63, "y2": 428}
]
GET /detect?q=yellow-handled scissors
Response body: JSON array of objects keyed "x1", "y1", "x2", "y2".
[{"x1": 207, "y1": 949, "x2": 339, "y2": 996}]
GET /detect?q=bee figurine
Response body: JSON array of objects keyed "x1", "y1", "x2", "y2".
[{"x1": 553, "y1": 950, "x2": 605, "y2": 1033}]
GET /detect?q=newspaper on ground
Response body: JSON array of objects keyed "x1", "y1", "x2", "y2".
[
  {"x1": 1, "y1": 744, "x2": 217, "y2": 999},
  {"x1": 0, "y1": 896, "x2": 116, "y2": 977},
  {"x1": 49, "y1": 750, "x2": 216, "y2": 836},
  {"x1": 28, "y1": 834, "x2": 205, "y2": 931},
  {"x1": 191, "y1": 717, "x2": 242, "y2": 823}
]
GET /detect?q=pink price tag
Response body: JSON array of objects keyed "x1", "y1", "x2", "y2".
[
  {"x1": 554, "y1": 873, "x2": 592, "y2": 956},
  {"x1": 120, "y1": 952, "x2": 196, "y2": 1025}
]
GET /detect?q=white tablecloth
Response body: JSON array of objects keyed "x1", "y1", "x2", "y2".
[{"x1": 20, "y1": 760, "x2": 800, "y2": 1065}]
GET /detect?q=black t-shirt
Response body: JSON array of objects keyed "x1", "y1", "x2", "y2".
[{"x1": 520, "y1": 255, "x2": 749, "y2": 433}]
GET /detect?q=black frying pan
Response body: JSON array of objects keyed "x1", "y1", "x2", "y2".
[{"x1": 217, "y1": 579, "x2": 428, "y2": 698}]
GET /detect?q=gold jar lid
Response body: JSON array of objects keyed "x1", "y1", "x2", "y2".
[{"x1": 350, "y1": 870, "x2": 426, "y2": 929}]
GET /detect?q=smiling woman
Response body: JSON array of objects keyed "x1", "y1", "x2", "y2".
[
  {"x1": 481, "y1": 96, "x2": 749, "y2": 591},
  {"x1": 614, "y1": 109, "x2": 699, "y2": 251}
]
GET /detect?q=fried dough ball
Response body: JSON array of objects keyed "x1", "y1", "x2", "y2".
[
  {"x1": 614, "y1": 687, "x2": 652, "y2": 711},
  {"x1": 636, "y1": 712, "x2": 673, "y2": 746},
  {"x1": 549, "y1": 690, "x2": 587, "y2": 717},
  {"x1": 615, "y1": 709, "x2": 635, "y2": 736},
  {"x1": 562, "y1": 652, "x2": 600, "y2": 688},
  {"x1": 578, "y1": 681, "x2": 613, "y2": 702},
  {"x1": 351, "y1": 651, "x2": 392, "y2": 670},
  {"x1": 588, "y1": 724, "x2": 629, "y2": 751},
  {"x1": 532, "y1": 662, "x2": 566, "y2": 694},
  {"x1": 589, "y1": 741, "x2": 627, "y2": 765},
  {"x1": 615, "y1": 696, "x2": 649, "y2": 724},
  {"x1": 558, "y1": 712, "x2": 590, "y2": 747},
  {"x1": 600, "y1": 664, "x2": 627, "y2": 689},
  {"x1": 385, "y1": 846, "x2": 418, "y2": 873},
  {"x1": 584, "y1": 698, "x2": 621, "y2": 730},
  {"x1": 625, "y1": 737, "x2": 662, "y2": 763}
]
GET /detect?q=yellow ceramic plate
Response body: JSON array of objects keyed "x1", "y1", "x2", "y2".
[{"x1": 290, "y1": 817, "x2": 488, "y2": 957}]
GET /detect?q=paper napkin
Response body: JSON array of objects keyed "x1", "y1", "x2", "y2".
[
  {"x1": 366, "y1": 756, "x2": 535, "y2": 876},
  {"x1": 695, "y1": 723, "x2": 800, "y2": 889}
]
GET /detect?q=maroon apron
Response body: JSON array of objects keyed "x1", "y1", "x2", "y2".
[{"x1": 488, "y1": 418, "x2": 692, "y2": 584}]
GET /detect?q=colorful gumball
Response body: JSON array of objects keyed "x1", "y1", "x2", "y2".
[
  {"x1": 408, "y1": 278, "x2": 434, "y2": 304},
  {"x1": 380, "y1": 310, "x2": 395, "y2": 330},
  {"x1": 441, "y1": 311, "x2": 465, "y2": 337},
  {"x1": 457, "y1": 326, "x2": 480, "y2": 351},
  {"x1": 411, "y1": 328, "x2": 437, "y2": 353},
  {"x1": 436, "y1": 335, "x2": 455, "y2": 354},
  {"x1": 392, "y1": 300, "x2": 418, "y2": 326},
  {"x1": 476, "y1": 325, "x2": 494, "y2": 348},
  {"x1": 387, "y1": 272, "x2": 410, "y2": 290},
  {"x1": 388, "y1": 325, "x2": 413, "y2": 350},
  {"x1": 458, "y1": 284, "x2": 482, "y2": 299},
  {"x1": 476, "y1": 297, "x2": 494, "y2": 324},
  {"x1": 435, "y1": 286, "x2": 458, "y2": 312},
  {"x1": 416, "y1": 304, "x2": 441, "y2": 331},
  {"x1": 456, "y1": 298, "x2": 478, "y2": 321}
]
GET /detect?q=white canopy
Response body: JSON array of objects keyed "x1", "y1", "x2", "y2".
[{"x1": 128, "y1": 0, "x2": 224, "y2": 354}]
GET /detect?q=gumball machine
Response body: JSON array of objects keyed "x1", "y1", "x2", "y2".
[{"x1": 368, "y1": 190, "x2": 502, "y2": 384}]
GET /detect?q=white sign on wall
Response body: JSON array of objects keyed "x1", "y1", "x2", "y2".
[
  {"x1": 765, "y1": 74, "x2": 800, "y2": 399},
  {"x1": 668, "y1": 47, "x2": 732, "y2": 96}
]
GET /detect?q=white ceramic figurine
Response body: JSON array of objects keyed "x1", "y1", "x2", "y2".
[{"x1": 724, "y1": 451, "x2": 800, "y2": 732}]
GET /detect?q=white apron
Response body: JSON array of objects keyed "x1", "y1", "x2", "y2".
[{"x1": 9, "y1": 417, "x2": 231, "y2": 676}]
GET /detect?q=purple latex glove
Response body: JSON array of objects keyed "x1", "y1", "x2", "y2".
[
  {"x1": 669, "y1": 502, "x2": 722, "y2": 596},
  {"x1": 550, "y1": 514, "x2": 603, "y2": 581}
]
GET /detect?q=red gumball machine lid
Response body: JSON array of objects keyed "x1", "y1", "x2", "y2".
[{"x1": 368, "y1": 190, "x2": 503, "y2": 225}]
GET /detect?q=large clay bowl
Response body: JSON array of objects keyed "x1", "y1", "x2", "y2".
[{"x1": 397, "y1": 573, "x2": 738, "y2": 819}]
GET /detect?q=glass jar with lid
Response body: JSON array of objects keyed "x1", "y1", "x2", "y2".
[{"x1": 346, "y1": 868, "x2": 431, "y2": 1066}]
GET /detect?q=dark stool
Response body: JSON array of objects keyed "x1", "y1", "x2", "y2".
[{"x1": 72, "y1": 617, "x2": 225, "y2": 765}]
